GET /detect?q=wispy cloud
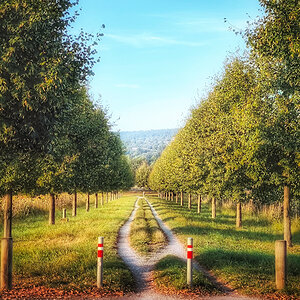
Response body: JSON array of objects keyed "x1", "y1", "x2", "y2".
[
  {"x1": 106, "y1": 33, "x2": 208, "y2": 48},
  {"x1": 115, "y1": 83, "x2": 140, "y2": 89}
]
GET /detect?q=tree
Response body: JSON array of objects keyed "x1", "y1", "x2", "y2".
[
  {"x1": 0, "y1": 0, "x2": 99, "y2": 288},
  {"x1": 135, "y1": 161, "x2": 151, "y2": 189},
  {"x1": 245, "y1": 0, "x2": 300, "y2": 246}
]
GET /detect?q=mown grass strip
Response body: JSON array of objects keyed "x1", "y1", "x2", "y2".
[
  {"x1": 0, "y1": 195, "x2": 137, "y2": 294},
  {"x1": 153, "y1": 255, "x2": 221, "y2": 296},
  {"x1": 149, "y1": 196, "x2": 300, "y2": 299},
  {"x1": 130, "y1": 198, "x2": 166, "y2": 255}
]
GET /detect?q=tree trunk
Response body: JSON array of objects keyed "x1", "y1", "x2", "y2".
[
  {"x1": 72, "y1": 190, "x2": 77, "y2": 217},
  {"x1": 284, "y1": 185, "x2": 292, "y2": 247},
  {"x1": 236, "y1": 202, "x2": 242, "y2": 228},
  {"x1": 1, "y1": 192, "x2": 13, "y2": 290},
  {"x1": 180, "y1": 191, "x2": 183, "y2": 206},
  {"x1": 110, "y1": 192, "x2": 112, "y2": 201},
  {"x1": 95, "y1": 193, "x2": 98, "y2": 208},
  {"x1": 175, "y1": 193, "x2": 178, "y2": 204},
  {"x1": 212, "y1": 197, "x2": 216, "y2": 219},
  {"x1": 49, "y1": 193, "x2": 55, "y2": 225},
  {"x1": 106, "y1": 192, "x2": 108, "y2": 203},
  {"x1": 188, "y1": 193, "x2": 191, "y2": 209},
  {"x1": 171, "y1": 192, "x2": 174, "y2": 201},
  {"x1": 3, "y1": 192, "x2": 12, "y2": 238},
  {"x1": 197, "y1": 195, "x2": 201, "y2": 214},
  {"x1": 101, "y1": 192, "x2": 104, "y2": 205},
  {"x1": 86, "y1": 193, "x2": 90, "y2": 212}
]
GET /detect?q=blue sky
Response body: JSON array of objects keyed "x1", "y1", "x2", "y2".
[{"x1": 73, "y1": 0, "x2": 262, "y2": 131}]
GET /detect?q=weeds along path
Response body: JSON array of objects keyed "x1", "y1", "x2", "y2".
[{"x1": 115, "y1": 197, "x2": 258, "y2": 300}]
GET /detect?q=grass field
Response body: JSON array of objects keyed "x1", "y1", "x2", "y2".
[
  {"x1": 152, "y1": 255, "x2": 221, "y2": 296},
  {"x1": 0, "y1": 194, "x2": 137, "y2": 296},
  {"x1": 130, "y1": 197, "x2": 166, "y2": 255},
  {"x1": 148, "y1": 196, "x2": 300, "y2": 299}
]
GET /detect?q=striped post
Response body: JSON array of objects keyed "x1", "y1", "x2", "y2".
[
  {"x1": 187, "y1": 237, "x2": 193, "y2": 286},
  {"x1": 97, "y1": 237, "x2": 104, "y2": 288}
]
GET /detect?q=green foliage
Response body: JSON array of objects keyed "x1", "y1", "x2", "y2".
[{"x1": 135, "y1": 161, "x2": 151, "y2": 188}]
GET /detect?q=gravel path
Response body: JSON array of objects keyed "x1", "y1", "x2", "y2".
[{"x1": 105, "y1": 197, "x2": 260, "y2": 300}]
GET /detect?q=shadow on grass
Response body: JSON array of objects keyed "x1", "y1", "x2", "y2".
[{"x1": 173, "y1": 224, "x2": 282, "y2": 242}]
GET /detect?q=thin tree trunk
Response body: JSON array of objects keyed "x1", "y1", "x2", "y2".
[
  {"x1": 212, "y1": 197, "x2": 216, "y2": 219},
  {"x1": 49, "y1": 193, "x2": 55, "y2": 225},
  {"x1": 3, "y1": 192, "x2": 12, "y2": 238},
  {"x1": 86, "y1": 193, "x2": 90, "y2": 212},
  {"x1": 236, "y1": 202, "x2": 242, "y2": 228},
  {"x1": 188, "y1": 193, "x2": 191, "y2": 209},
  {"x1": 171, "y1": 192, "x2": 174, "y2": 201},
  {"x1": 175, "y1": 193, "x2": 178, "y2": 204},
  {"x1": 101, "y1": 192, "x2": 104, "y2": 206},
  {"x1": 1, "y1": 192, "x2": 13, "y2": 290},
  {"x1": 180, "y1": 191, "x2": 183, "y2": 206},
  {"x1": 72, "y1": 190, "x2": 77, "y2": 217},
  {"x1": 110, "y1": 192, "x2": 112, "y2": 201},
  {"x1": 95, "y1": 193, "x2": 98, "y2": 208},
  {"x1": 284, "y1": 185, "x2": 292, "y2": 247},
  {"x1": 106, "y1": 192, "x2": 108, "y2": 203},
  {"x1": 197, "y1": 194, "x2": 201, "y2": 214}
]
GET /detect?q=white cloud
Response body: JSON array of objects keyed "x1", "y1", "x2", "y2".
[
  {"x1": 105, "y1": 33, "x2": 208, "y2": 48},
  {"x1": 115, "y1": 83, "x2": 140, "y2": 89}
]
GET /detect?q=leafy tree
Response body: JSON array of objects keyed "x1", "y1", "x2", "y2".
[
  {"x1": 135, "y1": 161, "x2": 151, "y2": 189},
  {"x1": 245, "y1": 0, "x2": 300, "y2": 246}
]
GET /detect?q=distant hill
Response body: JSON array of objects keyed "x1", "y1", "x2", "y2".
[{"x1": 120, "y1": 128, "x2": 178, "y2": 164}]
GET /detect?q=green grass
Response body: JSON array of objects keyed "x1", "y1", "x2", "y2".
[
  {"x1": 130, "y1": 198, "x2": 166, "y2": 255},
  {"x1": 0, "y1": 195, "x2": 137, "y2": 294},
  {"x1": 153, "y1": 255, "x2": 221, "y2": 296},
  {"x1": 149, "y1": 196, "x2": 300, "y2": 299}
]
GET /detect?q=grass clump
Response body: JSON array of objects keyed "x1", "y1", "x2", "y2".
[
  {"x1": 153, "y1": 255, "x2": 220, "y2": 296},
  {"x1": 130, "y1": 198, "x2": 166, "y2": 255},
  {"x1": 149, "y1": 196, "x2": 300, "y2": 299},
  {"x1": 0, "y1": 195, "x2": 137, "y2": 294}
]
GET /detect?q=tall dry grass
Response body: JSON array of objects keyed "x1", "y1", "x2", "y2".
[{"x1": 0, "y1": 193, "x2": 88, "y2": 218}]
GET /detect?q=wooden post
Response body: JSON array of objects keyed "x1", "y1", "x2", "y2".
[
  {"x1": 72, "y1": 190, "x2": 77, "y2": 217},
  {"x1": 188, "y1": 193, "x2": 191, "y2": 209},
  {"x1": 97, "y1": 237, "x2": 104, "y2": 288},
  {"x1": 284, "y1": 185, "x2": 292, "y2": 247},
  {"x1": 180, "y1": 191, "x2": 183, "y2": 206},
  {"x1": 62, "y1": 208, "x2": 66, "y2": 219},
  {"x1": 275, "y1": 240, "x2": 286, "y2": 290},
  {"x1": 86, "y1": 193, "x2": 90, "y2": 212},
  {"x1": 236, "y1": 202, "x2": 242, "y2": 228},
  {"x1": 187, "y1": 237, "x2": 193, "y2": 287},
  {"x1": 49, "y1": 193, "x2": 55, "y2": 225},
  {"x1": 95, "y1": 193, "x2": 98, "y2": 208},
  {"x1": 212, "y1": 197, "x2": 216, "y2": 219},
  {"x1": 1, "y1": 192, "x2": 13, "y2": 290},
  {"x1": 197, "y1": 195, "x2": 201, "y2": 213}
]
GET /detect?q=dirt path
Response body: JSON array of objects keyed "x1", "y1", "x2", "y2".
[{"x1": 109, "y1": 197, "x2": 259, "y2": 300}]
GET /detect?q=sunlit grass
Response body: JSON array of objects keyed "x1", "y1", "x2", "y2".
[
  {"x1": 149, "y1": 196, "x2": 300, "y2": 299},
  {"x1": 0, "y1": 195, "x2": 137, "y2": 293},
  {"x1": 130, "y1": 198, "x2": 166, "y2": 255},
  {"x1": 153, "y1": 255, "x2": 221, "y2": 295}
]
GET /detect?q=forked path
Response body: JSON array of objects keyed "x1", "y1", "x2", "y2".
[{"x1": 110, "y1": 197, "x2": 259, "y2": 300}]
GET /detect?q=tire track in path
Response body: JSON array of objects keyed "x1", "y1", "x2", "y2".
[{"x1": 104, "y1": 197, "x2": 259, "y2": 300}]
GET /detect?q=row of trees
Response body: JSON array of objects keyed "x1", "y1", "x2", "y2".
[
  {"x1": 149, "y1": 0, "x2": 299, "y2": 246},
  {"x1": 0, "y1": 0, "x2": 133, "y2": 289}
]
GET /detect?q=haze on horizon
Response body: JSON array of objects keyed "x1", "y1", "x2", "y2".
[{"x1": 73, "y1": 0, "x2": 262, "y2": 131}]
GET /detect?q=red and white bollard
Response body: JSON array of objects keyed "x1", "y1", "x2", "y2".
[
  {"x1": 187, "y1": 237, "x2": 193, "y2": 286},
  {"x1": 97, "y1": 237, "x2": 104, "y2": 288}
]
